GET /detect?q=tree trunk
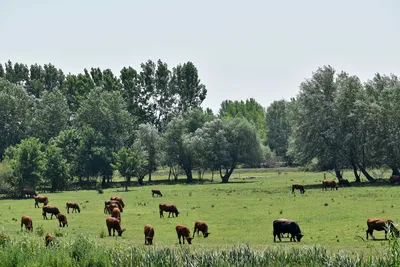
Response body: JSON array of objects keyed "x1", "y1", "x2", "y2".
[
  {"x1": 351, "y1": 163, "x2": 361, "y2": 182},
  {"x1": 334, "y1": 169, "x2": 343, "y2": 180},
  {"x1": 138, "y1": 177, "x2": 144, "y2": 185},
  {"x1": 184, "y1": 168, "x2": 193, "y2": 183},
  {"x1": 168, "y1": 166, "x2": 172, "y2": 181},
  {"x1": 125, "y1": 176, "x2": 131, "y2": 191},
  {"x1": 211, "y1": 170, "x2": 214, "y2": 182},
  {"x1": 390, "y1": 167, "x2": 400, "y2": 176},
  {"x1": 220, "y1": 164, "x2": 236, "y2": 183},
  {"x1": 357, "y1": 164, "x2": 376, "y2": 182},
  {"x1": 148, "y1": 169, "x2": 152, "y2": 182}
]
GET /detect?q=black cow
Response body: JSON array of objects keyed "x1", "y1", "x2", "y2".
[{"x1": 273, "y1": 219, "x2": 303, "y2": 242}]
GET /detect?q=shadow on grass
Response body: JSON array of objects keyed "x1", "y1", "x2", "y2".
[{"x1": 302, "y1": 179, "x2": 396, "y2": 190}]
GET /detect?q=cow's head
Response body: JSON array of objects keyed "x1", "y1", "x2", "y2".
[
  {"x1": 117, "y1": 229, "x2": 126, "y2": 236},
  {"x1": 296, "y1": 233, "x2": 304, "y2": 242},
  {"x1": 26, "y1": 224, "x2": 32, "y2": 231},
  {"x1": 203, "y1": 232, "x2": 211, "y2": 238},
  {"x1": 187, "y1": 237, "x2": 193, "y2": 244},
  {"x1": 175, "y1": 211, "x2": 180, "y2": 217},
  {"x1": 145, "y1": 236, "x2": 153, "y2": 245}
]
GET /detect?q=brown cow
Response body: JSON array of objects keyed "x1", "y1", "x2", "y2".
[
  {"x1": 42, "y1": 206, "x2": 60, "y2": 220},
  {"x1": 338, "y1": 179, "x2": 351, "y2": 187},
  {"x1": 322, "y1": 180, "x2": 338, "y2": 190},
  {"x1": 390, "y1": 175, "x2": 400, "y2": 184},
  {"x1": 193, "y1": 220, "x2": 210, "y2": 238},
  {"x1": 106, "y1": 217, "x2": 125, "y2": 236},
  {"x1": 291, "y1": 184, "x2": 305, "y2": 194},
  {"x1": 34, "y1": 196, "x2": 49, "y2": 208},
  {"x1": 152, "y1": 189, "x2": 163, "y2": 197},
  {"x1": 57, "y1": 213, "x2": 68, "y2": 227},
  {"x1": 159, "y1": 203, "x2": 179, "y2": 218},
  {"x1": 22, "y1": 189, "x2": 37, "y2": 198},
  {"x1": 45, "y1": 233, "x2": 56, "y2": 247},
  {"x1": 104, "y1": 200, "x2": 123, "y2": 214},
  {"x1": 176, "y1": 224, "x2": 193, "y2": 244},
  {"x1": 111, "y1": 207, "x2": 121, "y2": 222},
  {"x1": 21, "y1": 215, "x2": 33, "y2": 231},
  {"x1": 366, "y1": 218, "x2": 399, "y2": 240},
  {"x1": 66, "y1": 202, "x2": 80, "y2": 213},
  {"x1": 144, "y1": 224, "x2": 154, "y2": 245},
  {"x1": 110, "y1": 196, "x2": 125, "y2": 208}
]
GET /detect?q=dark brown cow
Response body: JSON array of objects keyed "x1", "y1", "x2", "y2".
[
  {"x1": 42, "y1": 206, "x2": 60, "y2": 220},
  {"x1": 390, "y1": 175, "x2": 400, "y2": 184},
  {"x1": 273, "y1": 218, "x2": 303, "y2": 242},
  {"x1": 176, "y1": 224, "x2": 193, "y2": 244},
  {"x1": 322, "y1": 180, "x2": 338, "y2": 190},
  {"x1": 366, "y1": 218, "x2": 399, "y2": 240},
  {"x1": 34, "y1": 196, "x2": 49, "y2": 208},
  {"x1": 159, "y1": 203, "x2": 179, "y2": 218},
  {"x1": 152, "y1": 189, "x2": 163, "y2": 197},
  {"x1": 22, "y1": 189, "x2": 37, "y2": 198},
  {"x1": 57, "y1": 213, "x2": 68, "y2": 227},
  {"x1": 291, "y1": 184, "x2": 305, "y2": 194},
  {"x1": 104, "y1": 200, "x2": 123, "y2": 214},
  {"x1": 106, "y1": 217, "x2": 125, "y2": 236},
  {"x1": 21, "y1": 215, "x2": 33, "y2": 231},
  {"x1": 111, "y1": 207, "x2": 121, "y2": 222},
  {"x1": 110, "y1": 196, "x2": 125, "y2": 208},
  {"x1": 193, "y1": 220, "x2": 210, "y2": 238},
  {"x1": 66, "y1": 202, "x2": 80, "y2": 213},
  {"x1": 338, "y1": 179, "x2": 351, "y2": 187},
  {"x1": 45, "y1": 233, "x2": 56, "y2": 247},
  {"x1": 144, "y1": 224, "x2": 154, "y2": 245}
]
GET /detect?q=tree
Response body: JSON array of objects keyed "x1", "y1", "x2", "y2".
[
  {"x1": 136, "y1": 124, "x2": 160, "y2": 181},
  {"x1": 42, "y1": 144, "x2": 69, "y2": 192}
]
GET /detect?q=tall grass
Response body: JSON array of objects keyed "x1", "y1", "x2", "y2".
[{"x1": 0, "y1": 234, "x2": 399, "y2": 266}]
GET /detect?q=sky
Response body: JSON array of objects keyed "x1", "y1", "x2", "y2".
[{"x1": 1, "y1": 0, "x2": 399, "y2": 112}]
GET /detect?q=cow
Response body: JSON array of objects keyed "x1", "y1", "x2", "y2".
[
  {"x1": 57, "y1": 213, "x2": 68, "y2": 227},
  {"x1": 176, "y1": 224, "x2": 193, "y2": 244},
  {"x1": 21, "y1": 189, "x2": 37, "y2": 198},
  {"x1": 338, "y1": 179, "x2": 351, "y2": 187},
  {"x1": 45, "y1": 233, "x2": 56, "y2": 247},
  {"x1": 322, "y1": 180, "x2": 338, "y2": 190},
  {"x1": 193, "y1": 220, "x2": 210, "y2": 238},
  {"x1": 366, "y1": 218, "x2": 399, "y2": 240},
  {"x1": 111, "y1": 207, "x2": 121, "y2": 222},
  {"x1": 389, "y1": 175, "x2": 400, "y2": 184},
  {"x1": 273, "y1": 218, "x2": 303, "y2": 242},
  {"x1": 34, "y1": 196, "x2": 49, "y2": 208},
  {"x1": 42, "y1": 206, "x2": 60, "y2": 220},
  {"x1": 159, "y1": 203, "x2": 179, "y2": 218},
  {"x1": 144, "y1": 224, "x2": 154, "y2": 245},
  {"x1": 66, "y1": 202, "x2": 81, "y2": 213},
  {"x1": 21, "y1": 215, "x2": 33, "y2": 231},
  {"x1": 291, "y1": 184, "x2": 305, "y2": 194},
  {"x1": 152, "y1": 189, "x2": 163, "y2": 197},
  {"x1": 104, "y1": 200, "x2": 123, "y2": 214},
  {"x1": 110, "y1": 196, "x2": 125, "y2": 208},
  {"x1": 106, "y1": 217, "x2": 125, "y2": 236}
]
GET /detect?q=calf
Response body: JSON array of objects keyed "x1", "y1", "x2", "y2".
[
  {"x1": 144, "y1": 224, "x2": 154, "y2": 245},
  {"x1": 106, "y1": 217, "x2": 125, "y2": 236},
  {"x1": 152, "y1": 189, "x2": 163, "y2": 197},
  {"x1": 389, "y1": 175, "x2": 400, "y2": 184},
  {"x1": 21, "y1": 215, "x2": 33, "y2": 231},
  {"x1": 366, "y1": 218, "x2": 399, "y2": 240},
  {"x1": 193, "y1": 220, "x2": 211, "y2": 238},
  {"x1": 45, "y1": 233, "x2": 56, "y2": 247},
  {"x1": 159, "y1": 203, "x2": 179, "y2": 218},
  {"x1": 34, "y1": 196, "x2": 49, "y2": 208},
  {"x1": 110, "y1": 196, "x2": 125, "y2": 208},
  {"x1": 66, "y1": 202, "x2": 80, "y2": 213},
  {"x1": 322, "y1": 180, "x2": 338, "y2": 190},
  {"x1": 273, "y1": 218, "x2": 303, "y2": 242},
  {"x1": 111, "y1": 207, "x2": 121, "y2": 222},
  {"x1": 176, "y1": 224, "x2": 193, "y2": 244},
  {"x1": 291, "y1": 184, "x2": 305, "y2": 194},
  {"x1": 57, "y1": 213, "x2": 68, "y2": 227},
  {"x1": 42, "y1": 206, "x2": 60, "y2": 220},
  {"x1": 338, "y1": 179, "x2": 351, "y2": 187}
]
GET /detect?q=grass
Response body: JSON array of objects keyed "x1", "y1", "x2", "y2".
[{"x1": 0, "y1": 169, "x2": 398, "y2": 261}]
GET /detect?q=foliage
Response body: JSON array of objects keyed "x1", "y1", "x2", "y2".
[{"x1": 42, "y1": 144, "x2": 69, "y2": 191}]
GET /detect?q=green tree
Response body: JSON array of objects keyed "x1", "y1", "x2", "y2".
[
  {"x1": 42, "y1": 144, "x2": 69, "y2": 192},
  {"x1": 136, "y1": 124, "x2": 160, "y2": 181}
]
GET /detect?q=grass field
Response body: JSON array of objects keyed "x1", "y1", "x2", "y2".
[{"x1": 0, "y1": 169, "x2": 398, "y2": 259}]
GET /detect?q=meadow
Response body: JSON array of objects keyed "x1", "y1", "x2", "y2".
[{"x1": 0, "y1": 168, "x2": 399, "y2": 266}]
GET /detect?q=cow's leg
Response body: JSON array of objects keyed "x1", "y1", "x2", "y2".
[
  {"x1": 193, "y1": 228, "x2": 196, "y2": 238},
  {"x1": 178, "y1": 235, "x2": 182, "y2": 244},
  {"x1": 159, "y1": 210, "x2": 163, "y2": 218},
  {"x1": 113, "y1": 229, "x2": 115, "y2": 236},
  {"x1": 168, "y1": 212, "x2": 171, "y2": 218},
  {"x1": 108, "y1": 227, "x2": 111, "y2": 236}
]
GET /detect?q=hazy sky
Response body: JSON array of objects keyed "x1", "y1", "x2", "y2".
[{"x1": 1, "y1": 0, "x2": 399, "y2": 112}]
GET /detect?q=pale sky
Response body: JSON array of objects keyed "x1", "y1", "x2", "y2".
[{"x1": 1, "y1": 0, "x2": 399, "y2": 112}]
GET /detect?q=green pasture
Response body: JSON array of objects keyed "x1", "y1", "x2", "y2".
[{"x1": 0, "y1": 170, "x2": 398, "y2": 257}]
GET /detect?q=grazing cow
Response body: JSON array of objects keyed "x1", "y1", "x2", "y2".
[
  {"x1": 110, "y1": 196, "x2": 125, "y2": 208},
  {"x1": 389, "y1": 175, "x2": 400, "y2": 184},
  {"x1": 152, "y1": 189, "x2": 163, "y2": 197},
  {"x1": 66, "y1": 202, "x2": 80, "y2": 213},
  {"x1": 291, "y1": 184, "x2": 305, "y2": 194},
  {"x1": 45, "y1": 233, "x2": 56, "y2": 247},
  {"x1": 57, "y1": 213, "x2": 68, "y2": 227},
  {"x1": 22, "y1": 189, "x2": 37, "y2": 198},
  {"x1": 21, "y1": 215, "x2": 33, "y2": 231},
  {"x1": 106, "y1": 217, "x2": 125, "y2": 236},
  {"x1": 34, "y1": 196, "x2": 49, "y2": 208},
  {"x1": 111, "y1": 207, "x2": 121, "y2": 222},
  {"x1": 273, "y1": 218, "x2": 303, "y2": 242},
  {"x1": 176, "y1": 224, "x2": 193, "y2": 244},
  {"x1": 104, "y1": 200, "x2": 123, "y2": 214},
  {"x1": 42, "y1": 206, "x2": 60, "y2": 220},
  {"x1": 322, "y1": 180, "x2": 338, "y2": 190},
  {"x1": 338, "y1": 179, "x2": 351, "y2": 187},
  {"x1": 193, "y1": 220, "x2": 210, "y2": 238},
  {"x1": 144, "y1": 224, "x2": 154, "y2": 245},
  {"x1": 366, "y1": 218, "x2": 399, "y2": 240},
  {"x1": 159, "y1": 203, "x2": 179, "y2": 218}
]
